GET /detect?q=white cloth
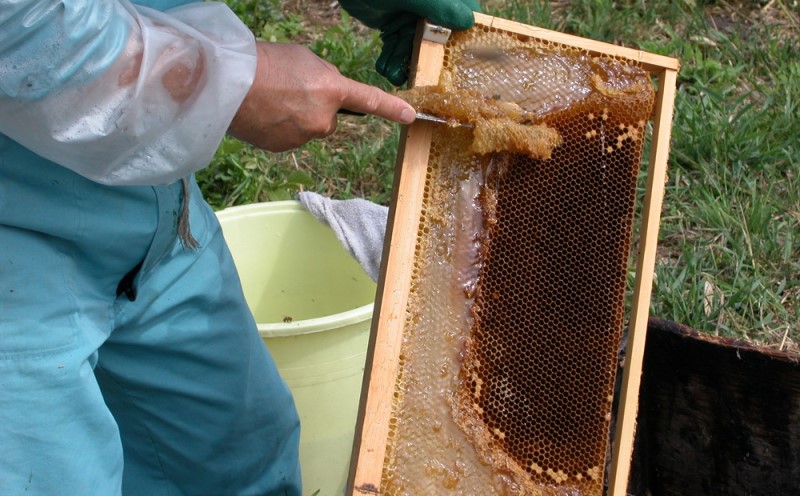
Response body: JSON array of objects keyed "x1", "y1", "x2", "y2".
[{"x1": 298, "y1": 192, "x2": 388, "y2": 282}]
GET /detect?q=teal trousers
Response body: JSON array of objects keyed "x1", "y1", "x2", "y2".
[{"x1": 0, "y1": 135, "x2": 302, "y2": 495}]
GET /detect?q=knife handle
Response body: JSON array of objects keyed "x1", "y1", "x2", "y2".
[{"x1": 337, "y1": 109, "x2": 366, "y2": 116}]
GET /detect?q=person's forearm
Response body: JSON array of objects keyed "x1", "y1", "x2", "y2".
[{"x1": 0, "y1": 0, "x2": 256, "y2": 185}]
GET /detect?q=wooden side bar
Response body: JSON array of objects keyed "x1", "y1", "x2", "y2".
[
  {"x1": 608, "y1": 67, "x2": 679, "y2": 496},
  {"x1": 345, "y1": 23, "x2": 448, "y2": 496}
]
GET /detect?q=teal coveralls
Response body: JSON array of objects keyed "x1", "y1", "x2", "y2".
[{"x1": 0, "y1": 1, "x2": 301, "y2": 494}]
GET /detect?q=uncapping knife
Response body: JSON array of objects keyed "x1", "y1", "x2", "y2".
[
  {"x1": 338, "y1": 109, "x2": 472, "y2": 128},
  {"x1": 414, "y1": 112, "x2": 473, "y2": 128}
]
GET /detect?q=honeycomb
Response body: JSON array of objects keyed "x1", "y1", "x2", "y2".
[
  {"x1": 399, "y1": 85, "x2": 562, "y2": 157},
  {"x1": 380, "y1": 23, "x2": 655, "y2": 496}
]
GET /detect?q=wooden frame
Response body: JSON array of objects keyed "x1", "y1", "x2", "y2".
[{"x1": 347, "y1": 13, "x2": 679, "y2": 496}]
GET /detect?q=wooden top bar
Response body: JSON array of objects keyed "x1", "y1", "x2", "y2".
[{"x1": 473, "y1": 12, "x2": 680, "y2": 73}]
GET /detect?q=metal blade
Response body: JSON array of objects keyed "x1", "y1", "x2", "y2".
[{"x1": 415, "y1": 112, "x2": 473, "y2": 129}]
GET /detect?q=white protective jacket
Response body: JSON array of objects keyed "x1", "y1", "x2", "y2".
[{"x1": 0, "y1": 0, "x2": 256, "y2": 185}]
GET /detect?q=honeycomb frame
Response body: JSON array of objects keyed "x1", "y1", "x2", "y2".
[{"x1": 348, "y1": 13, "x2": 679, "y2": 496}]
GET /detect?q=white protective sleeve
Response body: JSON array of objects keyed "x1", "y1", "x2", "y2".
[{"x1": 0, "y1": 0, "x2": 256, "y2": 185}]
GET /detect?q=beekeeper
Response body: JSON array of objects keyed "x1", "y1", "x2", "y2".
[{"x1": 0, "y1": 0, "x2": 479, "y2": 494}]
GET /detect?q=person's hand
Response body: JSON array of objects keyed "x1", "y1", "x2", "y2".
[
  {"x1": 228, "y1": 42, "x2": 416, "y2": 152},
  {"x1": 339, "y1": 0, "x2": 481, "y2": 85}
]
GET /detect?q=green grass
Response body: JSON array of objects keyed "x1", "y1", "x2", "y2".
[{"x1": 205, "y1": 0, "x2": 799, "y2": 350}]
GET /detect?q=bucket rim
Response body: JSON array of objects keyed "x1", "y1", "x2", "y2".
[
  {"x1": 215, "y1": 200, "x2": 305, "y2": 220},
  {"x1": 257, "y1": 302, "x2": 374, "y2": 337}
]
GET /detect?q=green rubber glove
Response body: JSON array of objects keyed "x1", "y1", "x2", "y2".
[{"x1": 339, "y1": 0, "x2": 482, "y2": 85}]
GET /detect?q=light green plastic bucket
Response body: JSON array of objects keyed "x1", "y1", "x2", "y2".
[{"x1": 216, "y1": 201, "x2": 375, "y2": 496}]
